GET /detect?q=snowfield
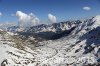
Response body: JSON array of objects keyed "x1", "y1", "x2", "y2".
[{"x1": 0, "y1": 15, "x2": 100, "y2": 66}]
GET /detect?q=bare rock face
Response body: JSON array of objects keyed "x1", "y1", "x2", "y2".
[{"x1": 1, "y1": 59, "x2": 8, "y2": 66}]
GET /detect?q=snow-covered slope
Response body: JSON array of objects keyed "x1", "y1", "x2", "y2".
[{"x1": 0, "y1": 31, "x2": 36, "y2": 66}]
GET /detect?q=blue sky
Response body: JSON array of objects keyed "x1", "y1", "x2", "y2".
[{"x1": 0, "y1": 0, "x2": 100, "y2": 24}]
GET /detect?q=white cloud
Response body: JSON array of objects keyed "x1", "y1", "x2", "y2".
[
  {"x1": 83, "y1": 6, "x2": 91, "y2": 11},
  {"x1": 16, "y1": 11, "x2": 39, "y2": 27},
  {"x1": 0, "y1": 12, "x2": 2, "y2": 16},
  {"x1": 48, "y1": 13, "x2": 57, "y2": 23}
]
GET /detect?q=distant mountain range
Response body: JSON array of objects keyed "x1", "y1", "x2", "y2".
[{"x1": 7, "y1": 20, "x2": 81, "y2": 40}]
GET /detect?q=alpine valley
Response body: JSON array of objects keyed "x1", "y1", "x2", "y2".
[{"x1": 0, "y1": 15, "x2": 100, "y2": 66}]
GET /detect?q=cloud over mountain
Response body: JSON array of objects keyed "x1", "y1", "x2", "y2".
[
  {"x1": 0, "y1": 12, "x2": 2, "y2": 16},
  {"x1": 48, "y1": 13, "x2": 57, "y2": 23},
  {"x1": 16, "y1": 11, "x2": 39, "y2": 27}
]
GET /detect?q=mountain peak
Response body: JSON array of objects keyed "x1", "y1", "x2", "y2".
[
  {"x1": 93, "y1": 15, "x2": 100, "y2": 22},
  {"x1": 91, "y1": 15, "x2": 100, "y2": 28}
]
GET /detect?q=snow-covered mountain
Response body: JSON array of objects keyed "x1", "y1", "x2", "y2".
[
  {"x1": 0, "y1": 15, "x2": 100, "y2": 66},
  {"x1": 26, "y1": 20, "x2": 81, "y2": 33},
  {"x1": 14, "y1": 20, "x2": 81, "y2": 40}
]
